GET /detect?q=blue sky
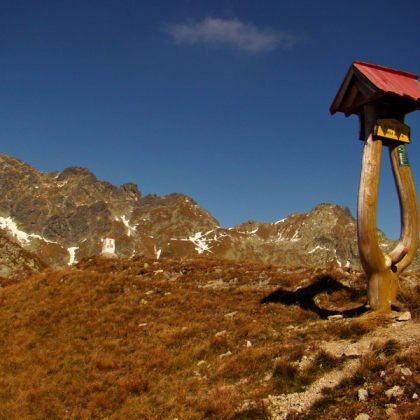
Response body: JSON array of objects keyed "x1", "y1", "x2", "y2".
[{"x1": 2, "y1": 0, "x2": 420, "y2": 239}]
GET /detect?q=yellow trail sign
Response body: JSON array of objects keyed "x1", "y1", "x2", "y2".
[{"x1": 376, "y1": 119, "x2": 411, "y2": 143}]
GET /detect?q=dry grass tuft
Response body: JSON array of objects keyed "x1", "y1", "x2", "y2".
[
  {"x1": 329, "y1": 311, "x2": 389, "y2": 341},
  {"x1": 397, "y1": 282, "x2": 420, "y2": 317},
  {"x1": 271, "y1": 357, "x2": 310, "y2": 393},
  {"x1": 372, "y1": 338, "x2": 401, "y2": 357}
]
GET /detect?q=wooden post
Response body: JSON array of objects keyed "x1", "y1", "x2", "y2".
[
  {"x1": 331, "y1": 61, "x2": 420, "y2": 312},
  {"x1": 358, "y1": 103, "x2": 419, "y2": 311}
]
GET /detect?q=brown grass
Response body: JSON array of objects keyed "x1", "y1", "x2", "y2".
[
  {"x1": 0, "y1": 255, "x2": 417, "y2": 419},
  {"x1": 397, "y1": 281, "x2": 420, "y2": 317}
]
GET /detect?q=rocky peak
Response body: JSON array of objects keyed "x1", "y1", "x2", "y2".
[
  {"x1": 0, "y1": 153, "x2": 39, "y2": 173},
  {"x1": 55, "y1": 166, "x2": 96, "y2": 180},
  {"x1": 131, "y1": 192, "x2": 219, "y2": 240},
  {"x1": 116, "y1": 182, "x2": 142, "y2": 201}
]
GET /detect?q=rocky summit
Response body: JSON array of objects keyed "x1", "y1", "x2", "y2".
[{"x1": 0, "y1": 153, "x2": 418, "y2": 271}]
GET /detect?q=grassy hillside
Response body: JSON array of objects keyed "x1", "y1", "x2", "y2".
[{"x1": 1, "y1": 255, "x2": 420, "y2": 419}]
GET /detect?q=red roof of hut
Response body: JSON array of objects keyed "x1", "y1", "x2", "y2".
[{"x1": 330, "y1": 61, "x2": 420, "y2": 117}]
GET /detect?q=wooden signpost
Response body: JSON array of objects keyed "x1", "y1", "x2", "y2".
[
  {"x1": 331, "y1": 61, "x2": 420, "y2": 312},
  {"x1": 376, "y1": 119, "x2": 411, "y2": 143}
]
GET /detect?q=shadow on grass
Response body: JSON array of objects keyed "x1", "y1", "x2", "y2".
[{"x1": 260, "y1": 276, "x2": 368, "y2": 319}]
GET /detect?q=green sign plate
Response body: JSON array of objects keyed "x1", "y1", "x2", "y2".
[{"x1": 397, "y1": 145, "x2": 410, "y2": 167}]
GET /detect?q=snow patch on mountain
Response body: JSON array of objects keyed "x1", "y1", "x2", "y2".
[
  {"x1": 291, "y1": 230, "x2": 301, "y2": 242},
  {"x1": 309, "y1": 245, "x2": 330, "y2": 254},
  {"x1": 275, "y1": 218, "x2": 287, "y2": 224},
  {"x1": 189, "y1": 232, "x2": 213, "y2": 254},
  {"x1": 119, "y1": 215, "x2": 137, "y2": 237},
  {"x1": 0, "y1": 217, "x2": 58, "y2": 246}
]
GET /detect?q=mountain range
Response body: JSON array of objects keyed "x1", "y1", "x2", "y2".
[{"x1": 1, "y1": 153, "x2": 418, "y2": 272}]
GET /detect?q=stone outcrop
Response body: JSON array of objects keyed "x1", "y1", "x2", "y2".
[{"x1": 0, "y1": 228, "x2": 48, "y2": 280}]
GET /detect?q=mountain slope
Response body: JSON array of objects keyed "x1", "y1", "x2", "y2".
[{"x1": 1, "y1": 256, "x2": 420, "y2": 419}]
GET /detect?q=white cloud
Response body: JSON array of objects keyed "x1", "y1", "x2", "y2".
[{"x1": 164, "y1": 17, "x2": 297, "y2": 53}]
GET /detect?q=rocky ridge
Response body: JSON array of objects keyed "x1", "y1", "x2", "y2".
[
  {"x1": 0, "y1": 228, "x2": 48, "y2": 281},
  {"x1": 1, "y1": 153, "x2": 417, "y2": 271}
]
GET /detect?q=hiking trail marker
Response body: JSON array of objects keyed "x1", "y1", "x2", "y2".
[{"x1": 331, "y1": 61, "x2": 420, "y2": 312}]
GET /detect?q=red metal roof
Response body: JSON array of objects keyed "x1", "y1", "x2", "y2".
[
  {"x1": 330, "y1": 61, "x2": 420, "y2": 116},
  {"x1": 353, "y1": 61, "x2": 420, "y2": 101}
]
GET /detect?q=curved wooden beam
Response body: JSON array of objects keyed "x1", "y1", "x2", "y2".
[{"x1": 388, "y1": 143, "x2": 419, "y2": 270}]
